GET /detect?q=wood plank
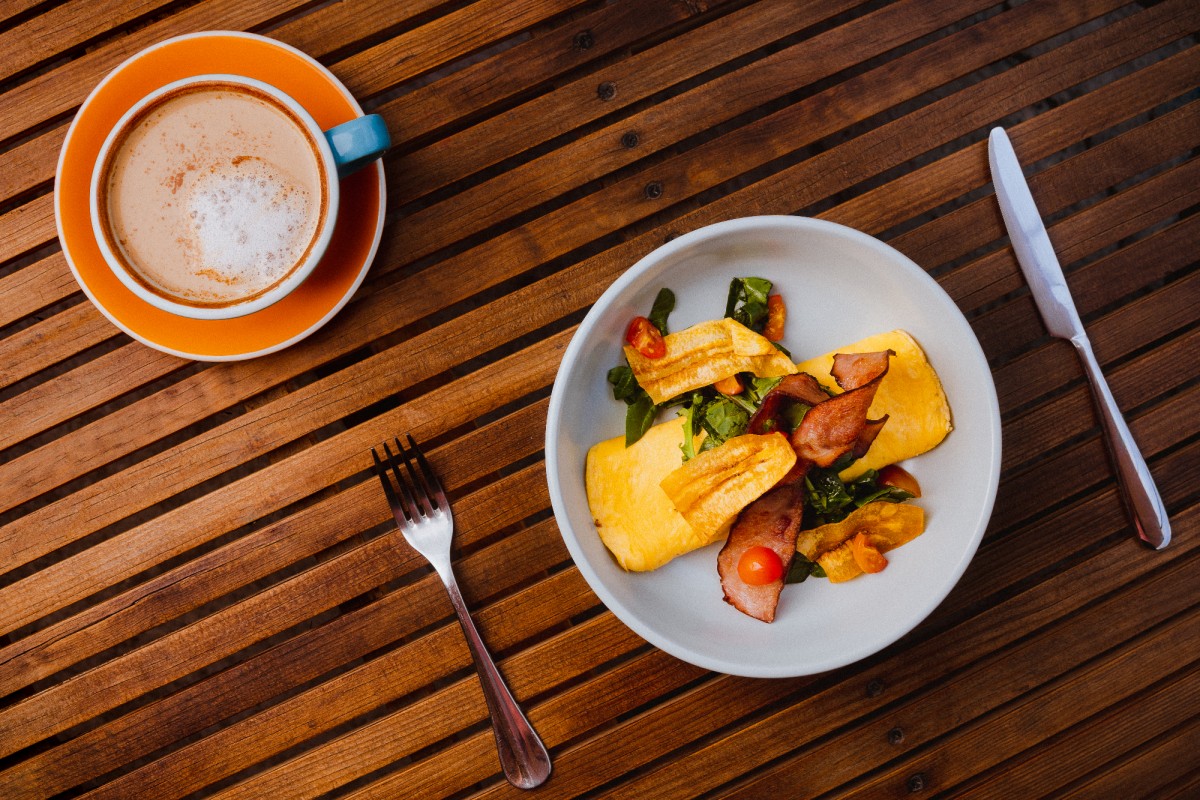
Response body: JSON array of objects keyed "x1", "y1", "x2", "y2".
[
  {"x1": 0, "y1": 251, "x2": 78, "y2": 330},
  {"x1": 0, "y1": 0, "x2": 1161, "y2": 462},
  {"x1": 71, "y1": 567, "x2": 602, "y2": 800},
  {"x1": 367, "y1": 463, "x2": 1195, "y2": 797},
  {"x1": 0, "y1": 0, "x2": 46, "y2": 27},
  {"x1": 0, "y1": 449, "x2": 572, "y2": 761},
  {"x1": 379, "y1": 0, "x2": 873, "y2": 207},
  {"x1": 879, "y1": 84, "x2": 1200, "y2": 272},
  {"x1": 0, "y1": 0, "x2": 1070, "y2": 455},
  {"x1": 267, "y1": 0, "x2": 450, "y2": 61},
  {"x1": 987, "y1": 381, "x2": 1197, "y2": 552},
  {"x1": 0, "y1": 0, "x2": 175, "y2": 85},
  {"x1": 2, "y1": 2, "x2": 1186, "y2": 435},
  {"x1": 2, "y1": 3, "x2": 1190, "y2": 633},
  {"x1": 812, "y1": 623, "x2": 1200, "y2": 800},
  {"x1": 0, "y1": 0, "x2": 313, "y2": 142},
  {"x1": 0, "y1": 121, "x2": 60, "y2": 204},
  {"x1": 942, "y1": 158, "x2": 1200, "y2": 318},
  {"x1": 21, "y1": 386, "x2": 1190, "y2": 796},
  {"x1": 0, "y1": 0, "x2": 851, "y2": 288},
  {"x1": 4, "y1": 136, "x2": 1190, "y2": 714},
  {"x1": 356, "y1": 504, "x2": 1200, "y2": 800},
  {"x1": 204, "y1": 612, "x2": 641, "y2": 800},
  {"x1": 4, "y1": 34, "x2": 1180, "y2": 450},
  {"x1": 0, "y1": 343, "x2": 184, "y2": 452},
  {"x1": 1061, "y1": 719, "x2": 1200, "y2": 800},
  {"x1": 1000, "y1": 329, "x2": 1199, "y2": 475},
  {"x1": 331, "y1": 0, "x2": 593, "y2": 100},
  {"x1": 0, "y1": 468, "x2": 558, "y2": 795},
  {"x1": 990, "y1": 216, "x2": 1199, "y2": 412},
  {"x1": 381, "y1": 0, "x2": 729, "y2": 145},
  {"x1": 618, "y1": 579, "x2": 1200, "y2": 800},
  {"x1": 0, "y1": 0, "x2": 718, "y2": 209},
  {"x1": 0, "y1": 460, "x2": 549, "y2": 697},
  {"x1": 384, "y1": 0, "x2": 999, "y2": 214},
  {"x1": 0, "y1": 191, "x2": 51, "y2": 264},
  {"x1": 0, "y1": 301, "x2": 114, "y2": 390},
  {"x1": 952, "y1": 674, "x2": 1200, "y2": 798},
  {"x1": 0, "y1": 0, "x2": 1063, "y2": 480},
  {"x1": 350, "y1": 646, "x2": 708, "y2": 800}
]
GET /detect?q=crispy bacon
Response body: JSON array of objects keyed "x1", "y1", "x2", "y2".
[
  {"x1": 717, "y1": 481, "x2": 805, "y2": 622},
  {"x1": 852, "y1": 415, "x2": 889, "y2": 459},
  {"x1": 746, "y1": 373, "x2": 829, "y2": 434},
  {"x1": 831, "y1": 350, "x2": 893, "y2": 390},
  {"x1": 791, "y1": 351, "x2": 892, "y2": 467}
]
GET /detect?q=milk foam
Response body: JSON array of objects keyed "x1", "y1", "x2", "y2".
[
  {"x1": 185, "y1": 159, "x2": 314, "y2": 289},
  {"x1": 101, "y1": 84, "x2": 325, "y2": 306}
]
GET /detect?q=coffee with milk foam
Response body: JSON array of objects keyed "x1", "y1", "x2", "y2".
[{"x1": 98, "y1": 82, "x2": 328, "y2": 308}]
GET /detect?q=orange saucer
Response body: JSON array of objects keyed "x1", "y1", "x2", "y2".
[{"x1": 55, "y1": 31, "x2": 386, "y2": 361}]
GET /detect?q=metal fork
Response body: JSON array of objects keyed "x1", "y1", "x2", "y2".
[{"x1": 371, "y1": 436, "x2": 552, "y2": 789}]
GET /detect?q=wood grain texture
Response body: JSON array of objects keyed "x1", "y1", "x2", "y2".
[{"x1": 0, "y1": 2, "x2": 1195, "y2": 798}]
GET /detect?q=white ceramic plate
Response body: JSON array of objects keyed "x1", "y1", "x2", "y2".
[{"x1": 545, "y1": 216, "x2": 1001, "y2": 678}]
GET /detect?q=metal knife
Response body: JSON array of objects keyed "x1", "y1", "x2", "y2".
[{"x1": 987, "y1": 127, "x2": 1170, "y2": 549}]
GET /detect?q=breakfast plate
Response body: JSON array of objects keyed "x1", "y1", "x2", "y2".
[
  {"x1": 545, "y1": 215, "x2": 1002, "y2": 678},
  {"x1": 55, "y1": 31, "x2": 386, "y2": 361}
]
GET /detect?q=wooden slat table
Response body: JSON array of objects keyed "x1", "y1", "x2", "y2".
[{"x1": 0, "y1": 1, "x2": 1196, "y2": 797}]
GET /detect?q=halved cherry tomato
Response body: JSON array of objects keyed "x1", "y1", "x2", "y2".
[
  {"x1": 849, "y1": 531, "x2": 888, "y2": 574},
  {"x1": 714, "y1": 374, "x2": 744, "y2": 395},
  {"x1": 877, "y1": 464, "x2": 921, "y2": 497},
  {"x1": 625, "y1": 316, "x2": 666, "y2": 359},
  {"x1": 763, "y1": 294, "x2": 786, "y2": 341},
  {"x1": 737, "y1": 545, "x2": 784, "y2": 585}
]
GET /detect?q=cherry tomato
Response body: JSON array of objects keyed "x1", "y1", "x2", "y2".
[
  {"x1": 877, "y1": 464, "x2": 921, "y2": 497},
  {"x1": 850, "y1": 531, "x2": 888, "y2": 574},
  {"x1": 737, "y1": 545, "x2": 784, "y2": 585},
  {"x1": 625, "y1": 316, "x2": 666, "y2": 359},
  {"x1": 763, "y1": 294, "x2": 786, "y2": 342},
  {"x1": 714, "y1": 374, "x2": 744, "y2": 395}
]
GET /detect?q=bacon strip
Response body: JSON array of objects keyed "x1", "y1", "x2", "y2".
[
  {"x1": 717, "y1": 482, "x2": 805, "y2": 622},
  {"x1": 791, "y1": 351, "x2": 892, "y2": 467},
  {"x1": 831, "y1": 350, "x2": 893, "y2": 390},
  {"x1": 746, "y1": 373, "x2": 829, "y2": 434}
]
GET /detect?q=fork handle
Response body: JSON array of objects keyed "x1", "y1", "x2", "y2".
[{"x1": 443, "y1": 576, "x2": 552, "y2": 789}]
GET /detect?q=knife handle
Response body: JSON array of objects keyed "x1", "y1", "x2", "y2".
[{"x1": 1070, "y1": 336, "x2": 1170, "y2": 550}]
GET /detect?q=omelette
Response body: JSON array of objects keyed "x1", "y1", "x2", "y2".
[
  {"x1": 585, "y1": 417, "x2": 720, "y2": 571},
  {"x1": 586, "y1": 328, "x2": 951, "y2": 572}
]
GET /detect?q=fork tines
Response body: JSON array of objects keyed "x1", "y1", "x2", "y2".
[{"x1": 371, "y1": 435, "x2": 447, "y2": 521}]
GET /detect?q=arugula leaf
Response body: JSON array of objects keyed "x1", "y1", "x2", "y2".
[
  {"x1": 803, "y1": 465, "x2": 915, "y2": 525},
  {"x1": 785, "y1": 553, "x2": 826, "y2": 583},
  {"x1": 745, "y1": 376, "x2": 783, "y2": 405},
  {"x1": 724, "y1": 277, "x2": 774, "y2": 333},
  {"x1": 848, "y1": 468, "x2": 915, "y2": 507},
  {"x1": 781, "y1": 402, "x2": 810, "y2": 432},
  {"x1": 607, "y1": 365, "x2": 640, "y2": 402},
  {"x1": 624, "y1": 394, "x2": 657, "y2": 447},
  {"x1": 648, "y1": 287, "x2": 675, "y2": 334},
  {"x1": 699, "y1": 396, "x2": 749, "y2": 452},
  {"x1": 679, "y1": 391, "x2": 705, "y2": 461},
  {"x1": 804, "y1": 467, "x2": 856, "y2": 525},
  {"x1": 608, "y1": 364, "x2": 660, "y2": 446}
]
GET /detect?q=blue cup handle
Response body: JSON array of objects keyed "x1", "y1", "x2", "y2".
[{"x1": 324, "y1": 114, "x2": 390, "y2": 179}]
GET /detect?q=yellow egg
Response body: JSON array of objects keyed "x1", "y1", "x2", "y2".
[
  {"x1": 586, "y1": 416, "x2": 726, "y2": 571},
  {"x1": 792, "y1": 330, "x2": 952, "y2": 479}
]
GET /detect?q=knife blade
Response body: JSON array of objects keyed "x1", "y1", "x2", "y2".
[{"x1": 988, "y1": 127, "x2": 1169, "y2": 550}]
